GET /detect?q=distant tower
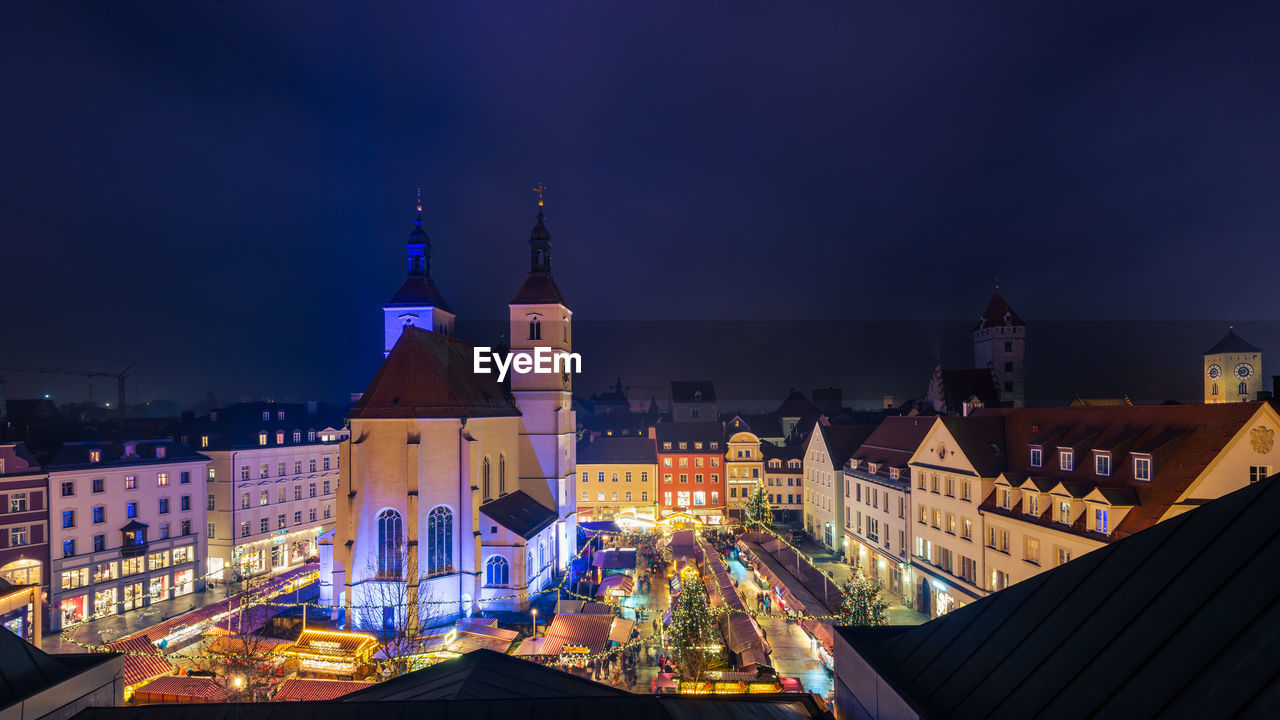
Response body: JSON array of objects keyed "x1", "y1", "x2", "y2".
[
  {"x1": 972, "y1": 291, "x2": 1026, "y2": 407},
  {"x1": 382, "y1": 189, "x2": 455, "y2": 356},
  {"x1": 1203, "y1": 326, "x2": 1263, "y2": 403},
  {"x1": 508, "y1": 184, "x2": 577, "y2": 569}
]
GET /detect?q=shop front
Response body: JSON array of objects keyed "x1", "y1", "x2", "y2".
[
  {"x1": 94, "y1": 588, "x2": 118, "y2": 618},
  {"x1": 60, "y1": 595, "x2": 87, "y2": 626}
]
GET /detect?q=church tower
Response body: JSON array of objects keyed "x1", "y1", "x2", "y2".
[
  {"x1": 1203, "y1": 326, "x2": 1263, "y2": 403},
  {"x1": 972, "y1": 292, "x2": 1026, "y2": 407},
  {"x1": 382, "y1": 189, "x2": 455, "y2": 356},
  {"x1": 508, "y1": 188, "x2": 577, "y2": 568}
]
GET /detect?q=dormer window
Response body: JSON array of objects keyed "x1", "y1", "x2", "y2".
[
  {"x1": 293, "y1": 431, "x2": 301, "y2": 443},
  {"x1": 258, "y1": 432, "x2": 268, "y2": 446},
  {"x1": 262, "y1": 411, "x2": 270, "y2": 421},
  {"x1": 89, "y1": 449, "x2": 102, "y2": 464},
  {"x1": 1094, "y1": 508, "x2": 1110, "y2": 534},
  {"x1": 1133, "y1": 455, "x2": 1152, "y2": 481},
  {"x1": 275, "y1": 431, "x2": 285, "y2": 445},
  {"x1": 1094, "y1": 451, "x2": 1111, "y2": 477},
  {"x1": 277, "y1": 410, "x2": 285, "y2": 421},
  {"x1": 1025, "y1": 494, "x2": 1039, "y2": 517},
  {"x1": 710, "y1": 442, "x2": 719, "y2": 450},
  {"x1": 308, "y1": 431, "x2": 317, "y2": 442},
  {"x1": 663, "y1": 442, "x2": 672, "y2": 450},
  {"x1": 124, "y1": 443, "x2": 136, "y2": 456},
  {"x1": 889, "y1": 468, "x2": 900, "y2": 480},
  {"x1": 1058, "y1": 448, "x2": 1074, "y2": 472},
  {"x1": 210, "y1": 411, "x2": 218, "y2": 422},
  {"x1": 679, "y1": 442, "x2": 688, "y2": 450},
  {"x1": 868, "y1": 463, "x2": 878, "y2": 475},
  {"x1": 1029, "y1": 446, "x2": 1043, "y2": 469},
  {"x1": 1057, "y1": 500, "x2": 1071, "y2": 524},
  {"x1": 200, "y1": 435, "x2": 209, "y2": 448},
  {"x1": 999, "y1": 488, "x2": 1011, "y2": 510},
  {"x1": 155, "y1": 446, "x2": 166, "y2": 459},
  {"x1": 694, "y1": 442, "x2": 703, "y2": 450},
  {"x1": 694, "y1": 391, "x2": 702, "y2": 401}
]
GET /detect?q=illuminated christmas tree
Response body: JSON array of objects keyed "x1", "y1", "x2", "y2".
[
  {"x1": 668, "y1": 565, "x2": 718, "y2": 681},
  {"x1": 743, "y1": 482, "x2": 773, "y2": 530},
  {"x1": 838, "y1": 575, "x2": 889, "y2": 626}
]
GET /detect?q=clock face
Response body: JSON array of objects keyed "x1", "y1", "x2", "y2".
[
  {"x1": 1207, "y1": 364, "x2": 1222, "y2": 380},
  {"x1": 1235, "y1": 363, "x2": 1254, "y2": 380}
]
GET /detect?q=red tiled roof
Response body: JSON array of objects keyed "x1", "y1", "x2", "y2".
[
  {"x1": 999, "y1": 402, "x2": 1268, "y2": 537},
  {"x1": 105, "y1": 636, "x2": 171, "y2": 687},
  {"x1": 387, "y1": 275, "x2": 452, "y2": 313},
  {"x1": 510, "y1": 273, "x2": 566, "y2": 305},
  {"x1": 273, "y1": 678, "x2": 374, "y2": 702},
  {"x1": 850, "y1": 416, "x2": 935, "y2": 478},
  {"x1": 974, "y1": 292, "x2": 1024, "y2": 330},
  {"x1": 349, "y1": 327, "x2": 521, "y2": 420},
  {"x1": 134, "y1": 675, "x2": 228, "y2": 702}
]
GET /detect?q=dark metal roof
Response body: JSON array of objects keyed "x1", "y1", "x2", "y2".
[
  {"x1": 46, "y1": 440, "x2": 208, "y2": 471},
  {"x1": 837, "y1": 475, "x2": 1280, "y2": 720},
  {"x1": 349, "y1": 327, "x2": 520, "y2": 420},
  {"x1": 479, "y1": 490, "x2": 556, "y2": 540},
  {"x1": 974, "y1": 291, "x2": 1025, "y2": 330},
  {"x1": 578, "y1": 437, "x2": 657, "y2": 464},
  {"x1": 0, "y1": 626, "x2": 119, "y2": 709},
  {"x1": 670, "y1": 380, "x2": 717, "y2": 404},
  {"x1": 167, "y1": 401, "x2": 346, "y2": 451},
  {"x1": 654, "y1": 421, "x2": 725, "y2": 447},
  {"x1": 1204, "y1": 328, "x2": 1263, "y2": 355}
]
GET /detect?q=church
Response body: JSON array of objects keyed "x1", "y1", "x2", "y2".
[{"x1": 322, "y1": 192, "x2": 577, "y2": 633}]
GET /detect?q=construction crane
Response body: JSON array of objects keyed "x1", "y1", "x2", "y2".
[{"x1": 0, "y1": 362, "x2": 136, "y2": 429}]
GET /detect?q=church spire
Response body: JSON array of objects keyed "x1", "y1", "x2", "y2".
[
  {"x1": 406, "y1": 187, "x2": 431, "y2": 278},
  {"x1": 529, "y1": 182, "x2": 551, "y2": 274}
]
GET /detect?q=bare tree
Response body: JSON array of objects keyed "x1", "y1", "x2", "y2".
[
  {"x1": 356, "y1": 549, "x2": 445, "y2": 678},
  {"x1": 206, "y1": 576, "x2": 284, "y2": 701}
]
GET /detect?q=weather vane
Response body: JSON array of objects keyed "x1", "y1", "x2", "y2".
[
  {"x1": 532, "y1": 181, "x2": 548, "y2": 208},
  {"x1": 415, "y1": 187, "x2": 423, "y2": 222}
]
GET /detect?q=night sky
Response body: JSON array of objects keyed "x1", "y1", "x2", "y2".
[{"x1": 2, "y1": 2, "x2": 1278, "y2": 409}]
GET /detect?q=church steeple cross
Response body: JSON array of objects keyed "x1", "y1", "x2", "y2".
[{"x1": 532, "y1": 181, "x2": 548, "y2": 209}]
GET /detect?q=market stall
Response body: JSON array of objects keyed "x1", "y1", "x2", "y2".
[{"x1": 275, "y1": 628, "x2": 380, "y2": 679}]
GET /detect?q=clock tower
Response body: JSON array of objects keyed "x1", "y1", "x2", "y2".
[
  {"x1": 508, "y1": 194, "x2": 577, "y2": 569},
  {"x1": 1204, "y1": 327, "x2": 1263, "y2": 404}
]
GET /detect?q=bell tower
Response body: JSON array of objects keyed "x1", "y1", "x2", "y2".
[
  {"x1": 382, "y1": 189, "x2": 455, "y2": 356},
  {"x1": 1203, "y1": 326, "x2": 1263, "y2": 403},
  {"x1": 508, "y1": 184, "x2": 576, "y2": 570}
]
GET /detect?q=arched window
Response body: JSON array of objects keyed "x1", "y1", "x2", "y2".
[
  {"x1": 498, "y1": 455, "x2": 506, "y2": 496},
  {"x1": 527, "y1": 550, "x2": 534, "y2": 580},
  {"x1": 426, "y1": 506, "x2": 453, "y2": 576},
  {"x1": 482, "y1": 457, "x2": 491, "y2": 500},
  {"x1": 377, "y1": 509, "x2": 403, "y2": 579},
  {"x1": 538, "y1": 542, "x2": 544, "y2": 573},
  {"x1": 485, "y1": 556, "x2": 509, "y2": 586},
  {"x1": 1239, "y1": 381, "x2": 1248, "y2": 396},
  {"x1": 529, "y1": 317, "x2": 541, "y2": 340}
]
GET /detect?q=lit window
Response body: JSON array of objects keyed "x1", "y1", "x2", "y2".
[
  {"x1": 1029, "y1": 446, "x2": 1042, "y2": 468},
  {"x1": 1133, "y1": 456, "x2": 1152, "y2": 481},
  {"x1": 1094, "y1": 452, "x2": 1111, "y2": 477},
  {"x1": 1059, "y1": 449, "x2": 1074, "y2": 472}
]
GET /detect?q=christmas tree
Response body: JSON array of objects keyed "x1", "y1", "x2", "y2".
[
  {"x1": 743, "y1": 482, "x2": 773, "y2": 530},
  {"x1": 668, "y1": 565, "x2": 719, "y2": 681},
  {"x1": 837, "y1": 574, "x2": 890, "y2": 626}
]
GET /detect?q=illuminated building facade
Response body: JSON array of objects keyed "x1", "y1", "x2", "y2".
[
  {"x1": 45, "y1": 440, "x2": 208, "y2": 632},
  {"x1": 654, "y1": 422, "x2": 726, "y2": 523},
  {"x1": 1203, "y1": 327, "x2": 1263, "y2": 403},
  {"x1": 724, "y1": 419, "x2": 763, "y2": 523},
  {"x1": 762, "y1": 442, "x2": 803, "y2": 525},
  {"x1": 576, "y1": 437, "x2": 658, "y2": 524},
  {"x1": 171, "y1": 401, "x2": 346, "y2": 582},
  {"x1": 0, "y1": 441, "x2": 49, "y2": 638}
]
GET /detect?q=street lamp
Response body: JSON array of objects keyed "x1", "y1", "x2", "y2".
[{"x1": 532, "y1": 608, "x2": 538, "y2": 637}]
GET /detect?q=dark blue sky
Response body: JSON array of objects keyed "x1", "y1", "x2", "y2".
[{"x1": 2, "y1": 1, "x2": 1277, "y2": 406}]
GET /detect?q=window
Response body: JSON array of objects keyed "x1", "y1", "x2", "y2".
[
  {"x1": 62, "y1": 510, "x2": 75, "y2": 528},
  {"x1": 159, "y1": 498, "x2": 169, "y2": 514},
  {"x1": 1095, "y1": 508, "x2": 1109, "y2": 534},
  {"x1": 157, "y1": 472, "x2": 169, "y2": 487},
  {"x1": 208, "y1": 522, "x2": 216, "y2": 539},
  {"x1": 309, "y1": 508, "x2": 316, "y2": 522},
  {"x1": 63, "y1": 539, "x2": 75, "y2": 558},
  {"x1": 485, "y1": 556, "x2": 510, "y2": 586},
  {"x1": 323, "y1": 457, "x2": 330, "y2": 471},
  {"x1": 61, "y1": 481, "x2": 75, "y2": 497},
  {"x1": 260, "y1": 517, "x2": 268, "y2": 533},
  {"x1": 664, "y1": 492, "x2": 672, "y2": 506},
  {"x1": 1095, "y1": 452, "x2": 1111, "y2": 477},
  {"x1": 641, "y1": 491, "x2": 648, "y2": 502},
  {"x1": 126, "y1": 502, "x2": 137, "y2": 519},
  {"x1": 482, "y1": 457, "x2": 491, "y2": 499},
  {"x1": 962, "y1": 518, "x2": 972, "y2": 540},
  {"x1": 961, "y1": 480, "x2": 971, "y2": 501},
  {"x1": 240, "y1": 521, "x2": 250, "y2": 537},
  {"x1": 240, "y1": 466, "x2": 250, "y2": 480},
  {"x1": 1026, "y1": 494, "x2": 1039, "y2": 517},
  {"x1": 181, "y1": 519, "x2": 191, "y2": 535},
  {"x1": 293, "y1": 511, "x2": 302, "y2": 525},
  {"x1": 323, "y1": 480, "x2": 330, "y2": 494},
  {"x1": 597, "y1": 491, "x2": 605, "y2": 501},
  {"x1": 498, "y1": 455, "x2": 506, "y2": 495},
  {"x1": 93, "y1": 506, "x2": 104, "y2": 524},
  {"x1": 1059, "y1": 449, "x2": 1074, "y2": 472},
  {"x1": 426, "y1": 506, "x2": 454, "y2": 576},
  {"x1": 308, "y1": 430, "x2": 317, "y2": 442},
  {"x1": 641, "y1": 472, "x2": 648, "y2": 482},
  {"x1": 260, "y1": 464, "x2": 269, "y2": 478},
  {"x1": 89, "y1": 449, "x2": 102, "y2": 463},
  {"x1": 201, "y1": 435, "x2": 209, "y2": 448},
  {"x1": 309, "y1": 483, "x2": 316, "y2": 498},
  {"x1": 1057, "y1": 501, "x2": 1071, "y2": 524},
  {"x1": 180, "y1": 471, "x2": 190, "y2": 484},
  {"x1": 1249, "y1": 466, "x2": 1270, "y2": 484},
  {"x1": 9, "y1": 493, "x2": 27, "y2": 512},
  {"x1": 92, "y1": 478, "x2": 104, "y2": 493},
  {"x1": 711, "y1": 491, "x2": 719, "y2": 505},
  {"x1": 277, "y1": 462, "x2": 286, "y2": 477},
  {"x1": 277, "y1": 514, "x2": 286, "y2": 529},
  {"x1": 261, "y1": 491, "x2": 269, "y2": 506},
  {"x1": 961, "y1": 556, "x2": 977, "y2": 584},
  {"x1": 240, "y1": 492, "x2": 250, "y2": 509},
  {"x1": 999, "y1": 488, "x2": 1011, "y2": 510},
  {"x1": 528, "y1": 317, "x2": 541, "y2": 340},
  {"x1": 9, "y1": 527, "x2": 25, "y2": 546},
  {"x1": 581, "y1": 490, "x2": 588, "y2": 501},
  {"x1": 93, "y1": 534, "x2": 105, "y2": 552},
  {"x1": 1240, "y1": 381, "x2": 1248, "y2": 396},
  {"x1": 258, "y1": 432, "x2": 268, "y2": 446},
  {"x1": 310, "y1": 459, "x2": 317, "y2": 472},
  {"x1": 294, "y1": 486, "x2": 302, "y2": 501},
  {"x1": 625, "y1": 490, "x2": 632, "y2": 501},
  {"x1": 1057, "y1": 546, "x2": 1072, "y2": 566},
  {"x1": 181, "y1": 495, "x2": 191, "y2": 511},
  {"x1": 1133, "y1": 456, "x2": 1152, "y2": 481},
  {"x1": 1024, "y1": 536, "x2": 1040, "y2": 564}
]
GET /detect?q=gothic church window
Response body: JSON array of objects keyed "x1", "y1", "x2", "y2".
[
  {"x1": 485, "y1": 556, "x2": 509, "y2": 586},
  {"x1": 426, "y1": 506, "x2": 454, "y2": 576},
  {"x1": 377, "y1": 509, "x2": 403, "y2": 579}
]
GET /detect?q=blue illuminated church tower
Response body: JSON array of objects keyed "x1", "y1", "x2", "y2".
[{"x1": 382, "y1": 189, "x2": 455, "y2": 356}]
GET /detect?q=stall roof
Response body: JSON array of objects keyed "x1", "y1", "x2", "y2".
[
  {"x1": 273, "y1": 679, "x2": 375, "y2": 702},
  {"x1": 133, "y1": 676, "x2": 228, "y2": 702}
]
